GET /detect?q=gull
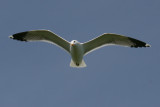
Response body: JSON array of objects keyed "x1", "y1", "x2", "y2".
[{"x1": 10, "y1": 30, "x2": 151, "y2": 68}]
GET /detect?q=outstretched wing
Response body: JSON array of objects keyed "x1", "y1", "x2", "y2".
[
  {"x1": 83, "y1": 33, "x2": 151, "y2": 55},
  {"x1": 10, "y1": 30, "x2": 70, "y2": 53}
]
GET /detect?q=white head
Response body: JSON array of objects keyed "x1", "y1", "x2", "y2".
[{"x1": 70, "y1": 40, "x2": 79, "y2": 46}]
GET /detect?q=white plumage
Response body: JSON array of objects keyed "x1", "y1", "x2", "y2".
[{"x1": 10, "y1": 30, "x2": 150, "y2": 68}]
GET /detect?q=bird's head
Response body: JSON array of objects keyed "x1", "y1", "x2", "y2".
[{"x1": 70, "y1": 40, "x2": 79, "y2": 46}]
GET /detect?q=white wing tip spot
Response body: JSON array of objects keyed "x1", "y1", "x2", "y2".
[
  {"x1": 146, "y1": 44, "x2": 151, "y2": 47},
  {"x1": 9, "y1": 35, "x2": 13, "y2": 39}
]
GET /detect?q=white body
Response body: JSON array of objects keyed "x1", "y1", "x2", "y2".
[{"x1": 70, "y1": 40, "x2": 86, "y2": 67}]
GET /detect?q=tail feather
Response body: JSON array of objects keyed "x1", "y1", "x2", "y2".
[{"x1": 70, "y1": 59, "x2": 86, "y2": 68}]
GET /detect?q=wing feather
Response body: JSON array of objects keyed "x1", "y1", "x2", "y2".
[
  {"x1": 83, "y1": 33, "x2": 150, "y2": 55},
  {"x1": 10, "y1": 30, "x2": 70, "y2": 53}
]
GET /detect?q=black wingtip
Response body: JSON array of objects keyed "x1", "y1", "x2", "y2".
[
  {"x1": 9, "y1": 32, "x2": 28, "y2": 41},
  {"x1": 129, "y1": 38, "x2": 151, "y2": 48}
]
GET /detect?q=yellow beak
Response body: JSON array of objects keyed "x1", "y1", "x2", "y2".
[{"x1": 71, "y1": 44, "x2": 74, "y2": 46}]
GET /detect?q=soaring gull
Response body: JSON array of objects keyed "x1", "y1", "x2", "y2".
[{"x1": 10, "y1": 30, "x2": 151, "y2": 68}]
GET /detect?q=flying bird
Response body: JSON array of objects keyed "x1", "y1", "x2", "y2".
[{"x1": 10, "y1": 30, "x2": 151, "y2": 68}]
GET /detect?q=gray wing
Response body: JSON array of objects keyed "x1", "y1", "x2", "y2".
[
  {"x1": 83, "y1": 33, "x2": 151, "y2": 55},
  {"x1": 10, "y1": 30, "x2": 70, "y2": 53}
]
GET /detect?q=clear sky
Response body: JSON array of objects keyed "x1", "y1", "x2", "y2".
[{"x1": 0, "y1": 0, "x2": 160, "y2": 107}]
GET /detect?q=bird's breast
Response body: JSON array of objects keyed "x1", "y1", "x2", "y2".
[{"x1": 70, "y1": 44, "x2": 84, "y2": 64}]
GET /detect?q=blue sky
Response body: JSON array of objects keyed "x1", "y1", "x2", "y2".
[{"x1": 0, "y1": 0, "x2": 160, "y2": 107}]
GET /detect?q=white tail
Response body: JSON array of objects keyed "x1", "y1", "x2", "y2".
[{"x1": 70, "y1": 59, "x2": 87, "y2": 68}]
